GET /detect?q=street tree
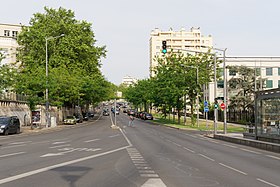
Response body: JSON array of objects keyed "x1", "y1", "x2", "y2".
[
  {"x1": 227, "y1": 65, "x2": 265, "y2": 122},
  {"x1": 14, "y1": 7, "x2": 108, "y2": 110}
]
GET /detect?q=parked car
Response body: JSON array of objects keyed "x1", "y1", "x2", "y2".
[
  {"x1": 112, "y1": 109, "x2": 119, "y2": 115},
  {"x1": 142, "y1": 113, "x2": 153, "y2": 120},
  {"x1": 0, "y1": 116, "x2": 21, "y2": 135},
  {"x1": 103, "y1": 110, "x2": 110, "y2": 116},
  {"x1": 127, "y1": 109, "x2": 135, "y2": 116},
  {"x1": 63, "y1": 116, "x2": 77, "y2": 125},
  {"x1": 75, "y1": 114, "x2": 83, "y2": 123}
]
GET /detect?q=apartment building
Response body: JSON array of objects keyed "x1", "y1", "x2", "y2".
[
  {"x1": 0, "y1": 23, "x2": 21, "y2": 65},
  {"x1": 149, "y1": 27, "x2": 213, "y2": 77},
  {"x1": 121, "y1": 75, "x2": 138, "y2": 87}
]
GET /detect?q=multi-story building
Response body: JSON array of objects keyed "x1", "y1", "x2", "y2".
[
  {"x1": 214, "y1": 57, "x2": 280, "y2": 103},
  {"x1": 0, "y1": 23, "x2": 21, "y2": 100},
  {"x1": 149, "y1": 27, "x2": 213, "y2": 77},
  {"x1": 0, "y1": 23, "x2": 21, "y2": 65},
  {"x1": 121, "y1": 75, "x2": 138, "y2": 87}
]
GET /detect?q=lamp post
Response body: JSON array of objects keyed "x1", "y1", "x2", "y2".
[
  {"x1": 45, "y1": 34, "x2": 64, "y2": 128},
  {"x1": 212, "y1": 48, "x2": 227, "y2": 134}
]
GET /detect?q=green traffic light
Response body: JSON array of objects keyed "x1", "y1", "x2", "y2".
[{"x1": 162, "y1": 49, "x2": 167, "y2": 54}]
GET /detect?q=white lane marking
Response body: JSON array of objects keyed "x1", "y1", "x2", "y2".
[
  {"x1": 183, "y1": 147, "x2": 195, "y2": 153},
  {"x1": 142, "y1": 178, "x2": 167, "y2": 187},
  {"x1": 131, "y1": 158, "x2": 145, "y2": 161},
  {"x1": 0, "y1": 145, "x2": 130, "y2": 185},
  {"x1": 137, "y1": 167, "x2": 152, "y2": 170},
  {"x1": 133, "y1": 161, "x2": 147, "y2": 164},
  {"x1": 0, "y1": 152, "x2": 26, "y2": 158},
  {"x1": 109, "y1": 134, "x2": 120, "y2": 138},
  {"x1": 1, "y1": 144, "x2": 26, "y2": 149},
  {"x1": 219, "y1": 163, "x2": 247, "y2": 175},
  {"x1": 222, "y1": 143, "x2": 238, "y2": 148},
  {"x1": 140, "y1": 174, "x2": 159, "y2": 177},
  {"x1": 49, "y1": 144, "x2": 71, "y2": 149},
  {"x1": 52, "y1": 141, "x2": 68, "y2": 145},
  {"x1": 134, "y1": 164, "x2": 150, "y2": 167},
  {"x1": 198, "y1": 154, "x2": 215, "y2": 161},
  {"x1": 119, "y1": 128, "x2": 132, "y2": 147},
  {"x1": 266, "y1": 155, "x2": 280, "y2": 160},
  {"x1": 172, "y1": 142, "x2": 182, "y2": 147},
  {"x1": 139, "y1": 170, "x2": 155, "y2": 173},
  {"x1": 239, "y1": 148, "x2": 261, "y2": 154},
  {"x1": 9, "y1": 141, "x2": 32, "y2": 145},
  {"x1": 84, "y1": 139, "x2": 100, "y2": 143},
  {"x1": 257, "y1": 178, "x2": 279, "y2": 187}
]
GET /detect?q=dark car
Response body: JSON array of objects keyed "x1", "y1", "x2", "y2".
[
  {"x1": 75, "y1": 114, "x2": 83, "y2": 123},
  {"x1": 103, "y1": 110, "x2": 110, "y2": 116},
  {"x1": 143, "y1": 113, "x2": 153, "y2": 120},
  {"x1": 0, "y1": 116, "x2": 21, "y2": 135}
]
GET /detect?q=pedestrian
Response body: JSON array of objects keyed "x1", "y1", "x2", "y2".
[{"x1": 128, "y1": 115, "x2": 135, "y2": 127}]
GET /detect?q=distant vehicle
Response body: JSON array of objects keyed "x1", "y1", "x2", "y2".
[
  {"x1": 63, "y1": 116, "x2": 77, "y2": 125},
  {"x1": 75, "y1": 114, "x2": 83, "y2": 123},
  {"x1": 127, "y1": 109, "x2": 135, "y2": 116},
  {"x1": 112, "y1": 109, "x2": 119, "y2": 115},
  {"x1": 103, "y1": 110, "x2": 110, "y2": 116},
  {"x1": 0, "y1": 116, "x2": 21, "y2": 135},
  {"x1": 142, "y1": 113, "x2": 153, "y2": 120}
]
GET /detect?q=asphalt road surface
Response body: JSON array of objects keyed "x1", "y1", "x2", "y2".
[{"x1": 0, "y1": 112, "x2": 279, "y2": 187}]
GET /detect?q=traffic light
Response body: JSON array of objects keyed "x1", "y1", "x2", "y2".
[
  {"x1": 162, "y1": 40, "x2": 167, "y2": 54},
  {"x1": 214, "y1": 98, "x2": 218, "y2": 109}
]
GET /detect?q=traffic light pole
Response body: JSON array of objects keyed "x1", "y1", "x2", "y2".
[{"x1": 214, "y1": 53, "x2": 217, "y2": 134}]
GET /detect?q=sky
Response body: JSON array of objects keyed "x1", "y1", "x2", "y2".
[{"x1": 1, "y1": 0, "x2": 280, "y2": 85}]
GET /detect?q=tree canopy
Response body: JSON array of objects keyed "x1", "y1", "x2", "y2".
[{"x1": 13, "y1": 7, "x2": 113, "y2": 109}]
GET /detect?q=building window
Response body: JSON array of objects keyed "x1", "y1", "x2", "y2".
[
  {"x1": 12, "y1": 31, "x2": 18, "y2": 38},
  {"x1": 266, "y1": 68, "x2": 273, "y2": 76},
  {"x1": 4, "y1": 30, "x2": 10, "y2": 37},
  {"x1": 266, "y1": 80, "x2": 273, "y2": 88},
  {"x1": 217, "y1": 80, "x2": 224, "y2": 88},
  {"x1": 278, "y1": 80, "x2": 280, "y2": 88},
  {"x1": 219, "y1": 68, "x2": 224, "y2": 77},
  {"x1": 256, "y1": 68, "x2": 261, "y2": 76},
  {"x1": 278, "y1": 68, "x2": 280, "y2": 76},
  {"x1": 229, "y1": 69, "x2": 237, "y2": 76}
]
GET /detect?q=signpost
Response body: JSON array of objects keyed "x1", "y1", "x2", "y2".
[
  {"x1": 204, "y1": 101, "x2": 209, "y2": 132},
  {"x1": 220, "y1": 103, "x2": 225, "y2": 110}
]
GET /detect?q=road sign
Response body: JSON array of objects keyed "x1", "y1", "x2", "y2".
[
  {"x1": 204, "y1": 101, "x2": 208, "y2": 107},
  {"x1": 204, "y1": 107, "x2": 209, "y2": 112},
  {"x1": 220, "y1": 103, "x2": 225, "y2": 110}
]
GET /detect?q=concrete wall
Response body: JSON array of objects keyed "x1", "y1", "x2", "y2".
[{"x1": 0, "y1": 100, "x2": 73, "y2": 127}]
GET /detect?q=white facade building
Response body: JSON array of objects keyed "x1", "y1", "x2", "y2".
[
  {"x1": 0, "y1": 23, "x2": 21, "y2": 65},
  {"x1": 121, "y1": 75, "x2": 138, "y2": 87},
  {"x1": 149, "y1": 27, "x2": 213, "y2": 77}
]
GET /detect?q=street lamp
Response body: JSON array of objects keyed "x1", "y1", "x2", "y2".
[
  {"x1": 45, "y1": 33, "x2": 64, "y2": 128},
  {"x1": 212, "y1": 47, "x2": 227, "y2": 134}
]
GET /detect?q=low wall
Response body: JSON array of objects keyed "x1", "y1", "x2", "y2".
[
  {"x1": 0, "y1": 100, "x2": 73, "y2": 127},
  {"x1": 214, "y1": 134, "x2": 280, "y2": 153}
]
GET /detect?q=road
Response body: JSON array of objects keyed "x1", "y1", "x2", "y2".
[{"x1": 0, "y1": 111, "x2": 279, "y2": 187}]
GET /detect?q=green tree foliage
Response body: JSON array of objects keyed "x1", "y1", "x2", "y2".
[
  {"x1": 14, "y1": 7, "x2": 110, "y2": 108},
  {"x1": 124, "y1": 50, "x2": 215, "y2": 125},
  {"x1": 228, "y1": 65, "x2": 264, "y2": 112}
]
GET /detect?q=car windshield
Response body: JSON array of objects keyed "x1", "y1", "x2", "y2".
[
  {"x1": 0, "y1": 118, "x2": 9, "y2": 124},
  {"x1": 66, "y1": 116, "x2": 74, "y2": 119}
]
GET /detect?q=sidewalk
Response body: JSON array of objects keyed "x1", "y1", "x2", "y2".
[
  {"x1": 20, "y1": 124, "x2": 70, "y2": 134},
  {"x1": 212, "y1": 132, "x2": 280, "y2": 153}
]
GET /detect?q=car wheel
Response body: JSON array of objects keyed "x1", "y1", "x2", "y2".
[{"x1": 4, "y1": 129, "x2": 9, "y2": 135}]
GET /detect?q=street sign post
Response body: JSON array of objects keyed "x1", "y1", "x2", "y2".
[{"x1": 220, "y1": 103, "x2": 225, "y2": 110}]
